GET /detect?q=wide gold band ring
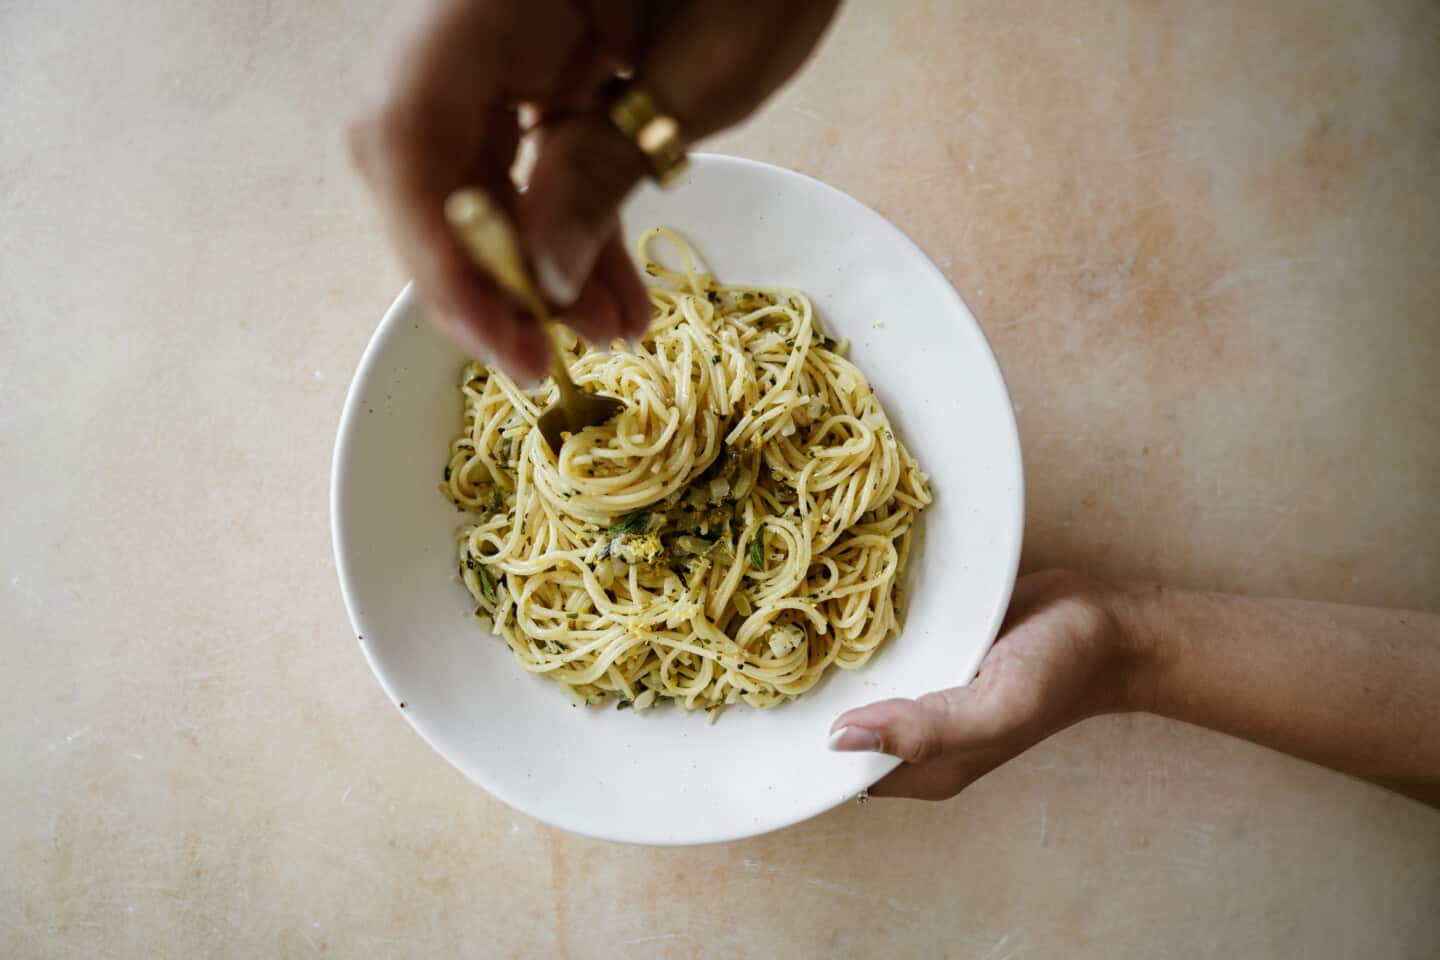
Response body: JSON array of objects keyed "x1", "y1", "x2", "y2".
[{"x1": 606, "y1": 81, "x2": 690, "y2": 188}]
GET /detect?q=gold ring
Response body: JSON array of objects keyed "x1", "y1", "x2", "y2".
[{"x1": 606, "y1": 81, "x2": 689, "y2": 188}]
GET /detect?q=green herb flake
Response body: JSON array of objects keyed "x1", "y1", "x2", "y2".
[
  {"x1": 711, "y1": 354, "x2": 721, "y2": 365},
  {"x1": 749, "y1": 534, "x2": 765, "y2": 571},
  {"x1": 443, "y1": 465, "x2": 452, "y2": 481},
  {"x1": 616, "y1": 699, "x2": 633, "y2": 711},
  {"x1": 609, "y1": 511, "x2": 651, "y2": 536},
  {"x1": 477, "y1": 566, "x2": 498, "y2": 604}
]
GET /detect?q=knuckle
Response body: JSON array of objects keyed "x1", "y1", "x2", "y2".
[
  {"x1": 909, "y1": 741, "x2": 941, "y2": 765},
  {"x1": 917, "y1": 690, "x2": 952, "y2": 712},
  {"x1": 897, "y1": 691, "x2": 956, "y2": 763},
  {"x1": 895, "y1": 732, "x2": 939, "y2": 765}
]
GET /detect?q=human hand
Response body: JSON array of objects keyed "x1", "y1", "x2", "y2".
[
  {"x1": 829, "y1": 570, "x2": 1149, "y2": 800},
  {"x1": 348, "y1": 0, "x2": 839, "y2": 381}
]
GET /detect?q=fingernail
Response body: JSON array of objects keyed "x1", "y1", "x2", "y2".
[
  {"x1": 827, "y1": 726, "x2": 880, "y2": 752},
  {"x1": 534, "y1": 225, "x2": 587, "y2": 308}
]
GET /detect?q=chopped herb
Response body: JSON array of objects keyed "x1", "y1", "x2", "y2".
[
  {"x1": 489, "y1": 490, "x2": 504, "y2": 513},
  {"x1": 477, "y1": 566, "x2": 498, "y2": 604},
  {"x1": 443, "y1": 465, "x2": 452, "y2": 481},
  {"x1": 617, "y1": 699, "x2": 632, "y2": 710},
  {"x1": 608, "y1": 511, "x2": 651, "y2": 536},
  {"x1": 711, "y1": 354, "x2": 721, "y2": 365},
  {"x1": 566, "y1": 611, "x2": 579, "y2": 620},
  {"x1": 749, "y1": 534, "x2": 765, "y2": 571}
]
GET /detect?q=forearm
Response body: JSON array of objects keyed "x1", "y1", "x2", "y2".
[{"x1": 1116, "y1": 584, "x2": 1440, "y2": 806}]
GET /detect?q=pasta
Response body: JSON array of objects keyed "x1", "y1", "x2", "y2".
[{"x1": 440, "y1": 228, "x2": 931, "y2": 720}]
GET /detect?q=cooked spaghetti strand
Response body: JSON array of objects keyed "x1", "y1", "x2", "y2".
[{"x1": 442, "y1": 228, "x2": 931, "y2": 717}]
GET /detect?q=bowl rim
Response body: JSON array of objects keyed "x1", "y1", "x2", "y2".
[{"x1": 330, "y1": 152, "x2": 1025, "y2": 844}]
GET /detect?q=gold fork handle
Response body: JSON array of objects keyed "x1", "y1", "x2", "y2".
[
  {"x1": 443, "y1": 188, "x2": 578, "y2": 391},
  {"x1": 443, "y1": 189, "x2": 544, "y2": 315},
  {"x1": 542, "y1": 323, "x2": 581, "y2": 401}
]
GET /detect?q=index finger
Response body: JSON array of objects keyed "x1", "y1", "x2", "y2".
[{"x1": 349, "y1": 0, "x2": 588, "y2": 379}]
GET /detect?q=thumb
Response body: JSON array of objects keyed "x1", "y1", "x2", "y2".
[{"x1": 828, "y1": 689, "x2": 1002, "y2": 765}]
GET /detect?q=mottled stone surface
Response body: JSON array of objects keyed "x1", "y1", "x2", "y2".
[{"x1": 2, "y1": 1, "x2": 1437, "y2": 957}]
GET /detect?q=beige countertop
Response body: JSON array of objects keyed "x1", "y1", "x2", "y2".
[{"x1": 3, "y1": 1, "x2": 1438, "y2": 956}]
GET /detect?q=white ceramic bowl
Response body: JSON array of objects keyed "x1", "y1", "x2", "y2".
[{"x1": 331, "y1": 155, "x2": 1022, "y2": 845}]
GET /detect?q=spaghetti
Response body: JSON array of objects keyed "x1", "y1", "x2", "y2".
[{"x1": 441, "y1": 228, "x2": 931, "y2": 720}]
